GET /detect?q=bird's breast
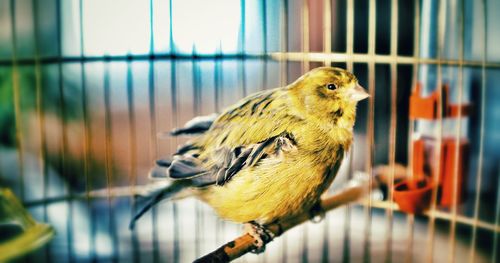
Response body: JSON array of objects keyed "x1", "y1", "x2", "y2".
[{"x1": 197, "y1": 149, "x2": 343, "y2": 224}]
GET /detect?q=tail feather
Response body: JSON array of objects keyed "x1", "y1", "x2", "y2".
[{"x1": 129, "y1": 181, "x2": 189, "y2": 230}]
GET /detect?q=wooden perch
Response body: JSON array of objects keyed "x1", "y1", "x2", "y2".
[{"x1": 194, "y1": 179, "x2": 369, "y2": 263}]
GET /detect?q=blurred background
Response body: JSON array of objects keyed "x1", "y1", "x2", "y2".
[{"x1": 0, "y1": 0, "x2": 499, "y2": 262}]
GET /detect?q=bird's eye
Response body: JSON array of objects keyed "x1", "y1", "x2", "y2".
[{"x1": 327, "y1": 83, "x2": 337, "y2": 90}]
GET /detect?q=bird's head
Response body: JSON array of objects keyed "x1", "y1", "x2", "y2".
[{"x1": 287, "y1": 67, "x2": 369, "y2": 128}]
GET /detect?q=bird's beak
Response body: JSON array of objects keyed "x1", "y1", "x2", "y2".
[{"x1": 348, "y1": 84, "x2": 370, "y2": 102}]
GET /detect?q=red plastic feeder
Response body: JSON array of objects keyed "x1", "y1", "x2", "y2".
[
  {"x1": 393, "y1": 139, "x2": 435, "y2": 214},
  {"x1": 409, "y1": 83, "x2": 471, "y2": 120},
  {"x1": 393, "y1": 177, "x2": 434, "y2": 214}
]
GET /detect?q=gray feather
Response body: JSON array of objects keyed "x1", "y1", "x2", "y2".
[
  {"x1": 129, "y1": 181, "x2": 190, "y2": 229},
  {"x1": 168, "y1": 157, "x2": 207, "y2": 179},
  {"x1": 169, "y1": 113, "x2": 218, "y2": 136}
]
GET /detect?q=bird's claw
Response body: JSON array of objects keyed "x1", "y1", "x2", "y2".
[
  {"x1": 244, "y1": 222, "x2": 274, "y2": 254},
  {"x1": 309, "y1": 202, "x2": 325, "y2": 223}
]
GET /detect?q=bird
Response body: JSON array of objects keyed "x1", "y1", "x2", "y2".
[{"x1": 129, "y1": 66, "x2": 369, "y2": 249}]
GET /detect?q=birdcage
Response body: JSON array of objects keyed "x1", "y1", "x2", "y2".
[{"x1": 0, "y1": 0, "x2": 498, "y2": 262}]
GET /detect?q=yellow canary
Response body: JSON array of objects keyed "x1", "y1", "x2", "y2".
[{"x1": 130, "y1": 67, "x2": 368, "y2": 247}]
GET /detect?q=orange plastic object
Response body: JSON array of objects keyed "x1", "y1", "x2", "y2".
[
  {"x1": 412, "y1": 139, "x2": 427, "y2": 179},
  {"x1": 439, "y1": 138, "x2": 469, "y2": 206},
  {"x1": 410, "y1": 83, "x2": 471, "y2": 119},
  {"x1": 393, "y1": 177, "x2": 434, "y2": 214},
  {"x1": 410, "y1": 83, "x2": 438, "y2": 119}
]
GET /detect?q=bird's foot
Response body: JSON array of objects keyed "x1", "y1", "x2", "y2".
[
  {"x1": 309, "y1": 202, "x2": 325, "y2": 223},
  {"x1": 243, "y1": 221, "x2": 275, "y2": 254}
]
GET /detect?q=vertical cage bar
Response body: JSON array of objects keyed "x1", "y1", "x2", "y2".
[
  {"x1": 103, "y1": 60, "x2": 119, "y2": 262},
  {"x1": 301, "y1": 0, "x2": 309, "y2": 72},
  {"x1": 239, "y1": 0, "x2": 247, "y2": 98},
  {"x1": 363, "y1": 0, "x2": 376, "y2": 262},
  {"x1": 55, "y1": 0, "x2": 74, "y2": 261},
  {"x1": 8, "y1": 0, "x2": 25, "y2": 203},
  {"x1": 126, "y1": 59, "x2": 140, "y2": 263},
  {"x1": 323, "y1": 0, "x2": 331, "y2": 66},
  {"x1": 213, "y1": 56, "x2": 222, "y2": 247},
  {"x1": 346, "y1": 0, "x2": 354, "y2": 71},
  {"x1": 448, "y1": 0, "x2": 466, "y2": 261},
  {"x1": 468, "y1": 0, "x2": 488, "y2": 261},
  {"x1": 385, "y1": 0, "x2": 399, "y2": 262},
  {"x1": 343, "y1": 1, "x2": 355, "y2": 262},
  {"x1": 279, "y1": 0, "x2": 288, "y2": 259},
  {"x1": 31, "y1": 0, "x2": 50, "y2": 261},
  {"x1": 280, "y1": 0, "x2": 288, "y2": 85},
  {"x1": 425, "y1": 0, "x2": 445, "y2": 260},
  {"x1": 148, "y1": 1, "x2": 160, "y2": 262},
  {"x1": 409, "y1": 0, "x2": 427, "y2": 261},
  {"x1": 78, "y1": 0, "x2": 96, "y2": 260},
  {"x1": 168, "y1": 2, "x2": 180, "y2": 260},
  {"x1": 192, "y1": 56, "x2": 203, "y2": 257},
  {"x1": 261, "y1": 0, "x2": 268, "y2": 91},
  {"x1": 169, "y1": 56, "x2": 180, "y2": 263},
  {"x1": 129, "y1": 58, "x2": 141, "y2": 263},
  {"x1": 301, "y1": 1, "x2": 310, "y2": 261}
]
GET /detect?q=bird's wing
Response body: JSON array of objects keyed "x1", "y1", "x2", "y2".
[
  {"x1": 150, "y1": 132, "x2": 297, "y2": 187},
  {"x1": 151, "y1": 87, "x2": 302, "y2": 183}
]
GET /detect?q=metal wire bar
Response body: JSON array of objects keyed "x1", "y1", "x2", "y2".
[
  {"x1": 103, "y1": 61, "x2": 119, "y2": 262},
  {"x1": 346, "y1": 0, "x2": 354, "y2": 71},
  {"x1": 126, "y1": 59, "x2": 140, "y2": 263},
  {"x1": 170, "y1": 60, "x2": 180, "y2": 263},
  {"x1": 3, "y1": 52, "x2": 500, "y2": 68},
  {"x1": 78, "y1": 0, "x2": 96, "y2": 260},
  {"x1": 239, "y1": 0, "x2": 247, "y2": 98},
  {"x1": 31, "y1": 0, "x2": 51, "y2": 261},
  {"x1": 301, "y1": 1, "x2": 310, "y2": 261},
  {"x1": 270, "y1": 52, "x2": 500, "y2": 68},
  {"x1": 280, "y1": 0, "x2": 289, "y2": 86},
  {"x1": 469, "y1": 0, "x2": 488, "y2": 261},
  {"x1": 168, "y1": 4, "x2": 179, "y2": 261},
  {"x1": 8, "y1": 0, "x2": 25, "y2": 204},
  {"x1": 192, "y1": 58, "x2": 203, "y2": 258},
  {"x1": 261, "y1": 0, "x2": 268, "y2": 92},
  {"x1": 424, "y1": 0, "x2": 446, "y2": 261},
  {"x1": 323, "y1": 0, "x2": 331, "y2": 64},
  {"x1": 407, "y1": 0, "x2": 425, "y2": 262},
  {"x1": 0, "y1": 54, "x2": 270, "y2": 66},
  {"x1": 363, "y1": 0, "x2": 376, "y2": 262},
  {"x1": 169, "y1": 58, "x2": 180, "y2": 263},
  {"x1": 213, "y1": 55, "x2": 222, "y2": 249},
  {"x1": 301, "y1": 0, "x2": 310, "y2": 72},
  {"x1": 343, "y1": 1, "x2": 355, "y2": 261},
  {"x1": 148, "y1": 2, "x2": 160, "y2": 263},
  {"x1": 448, "y1": 0, "x2": 466, "y2": 261},
  {"x1": 385, "y1": 0, "x2": 399, "y2": 261},
  {"x1": 280, "y1": 0, "x2": 289, "y2": 260},
  {"x1": 54, "y1": 1, "x2": 74, "y2": 261}
]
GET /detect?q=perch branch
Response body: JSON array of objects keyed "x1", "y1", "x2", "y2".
[{"x1": 194, "y1": 177, "x2": 369, "y2": 262}]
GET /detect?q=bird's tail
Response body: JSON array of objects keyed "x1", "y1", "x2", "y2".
[{"x1": 128, "y1": 180, "x2": 190, "y2": 230}]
